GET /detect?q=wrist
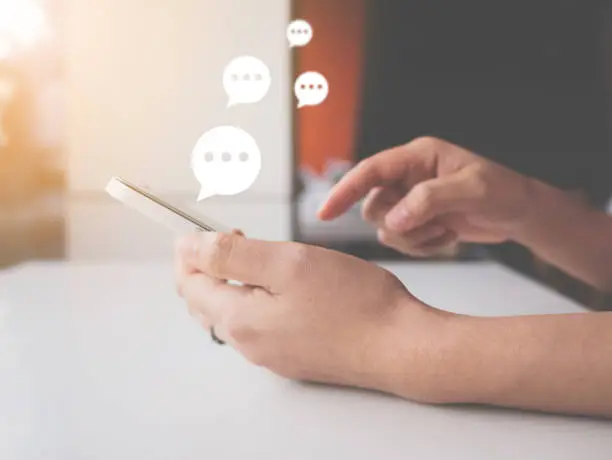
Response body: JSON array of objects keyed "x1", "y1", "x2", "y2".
[
  {"x1": 386, "y1": 311, "x2": 511, "y2": 406},
  {"x1": 508, "y1": 178, "x2": 588, "y2": 249},
  {"x1": 506, "y1": 177, "x2": 552, "y2": 244},
  {"x1": 379, "y1": 299, "x2": 471, "y2": 404}
]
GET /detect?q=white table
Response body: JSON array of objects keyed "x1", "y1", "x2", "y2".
[{"x1": 1, "y1": 261, "x2": 610, "y2": 460}]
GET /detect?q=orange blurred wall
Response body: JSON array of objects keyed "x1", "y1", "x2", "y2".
[{"x1": 296, "y1": 0, "x2": 365, "y2": 174}]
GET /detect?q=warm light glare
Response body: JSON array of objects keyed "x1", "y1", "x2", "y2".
[
  {"x1": 0, "y1": 36, "x2": 12, "y2": 60},
  {"x1": 0, "y1": 0, "x2": 46, "y2": 50}
]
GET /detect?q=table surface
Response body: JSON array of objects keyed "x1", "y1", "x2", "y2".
[{"x1": 1, "y1": 261, "x2": 610, "y2": 460}]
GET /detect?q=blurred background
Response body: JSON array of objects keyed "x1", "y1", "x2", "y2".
[
  {"x1": 0, "y1": 0, "x2": 64, "y2": 268},
  {"x1": 294, "y1": 0, "x2": 612, "y2": 309},
  {"x1": 1, "y1": 0, "x2": 611, "y2": 309}
]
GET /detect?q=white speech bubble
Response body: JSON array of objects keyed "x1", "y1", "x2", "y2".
[
  {"x1": 223, "y1": 56, "x2": 271, "y2": 107},
  {"x1": 294, "y1": 71, "x2": 329, "y2": 108},
  {"x1": 191, "y1": 126, "x2": 262, "y2": 201},
  {"x1": 287, "y1": 19, "x2": 313, "y2": 48}
]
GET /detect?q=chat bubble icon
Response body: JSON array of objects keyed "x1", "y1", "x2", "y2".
[
  {"x1": 294, "y1": 71, "x2": 329, "y2": 108},
  {"x1": 287, "y1": 19, "x2": 313, "y2": 48},
  {"x1": 223, "y1": 56, "x2": 271, "y2": 107},
  {"x1": 191, "y1": 126, "x2": 262, "y2": 201}
]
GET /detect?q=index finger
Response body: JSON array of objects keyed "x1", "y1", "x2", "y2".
[
  {"x1": 317, "y1": 144, "x2": 432, "y2": 221},
  {"x1": 176, "y1": 232, "x2": 293, "y2": 293}
]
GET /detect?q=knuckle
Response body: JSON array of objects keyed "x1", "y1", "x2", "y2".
[
  {"x1": 287, "y1": 243, "x2": 313, "y2": 278},
  {"x1": 356, "y1": 156, "x2": 375, "y2": 172},
  {"x1": 411, "y1": 183, "x2": 435, "y2": 215},
  {"x1": 353, "y1": 156, "x2": 385, "y2": 185},
  {"x1": 469, "y1": 164, "x2": 489, "y2": 199},
  {"x1": 361, "y1": 206, "x2": 372, "y2": 222},
  {"x1": 378, "y1": 229, "x2": 415, "y2": 255},
  {"x1": 362, "y1": 205, "x2": 382, "y2": 224},
  {"x1": 205, "y1": 232, "x2": 237, "y2": 275},
  {"x1": 377, "y1": 228, "x2": 394, "y2": 246},
  {"x1": 412, "y1": 136, "x2": 443, "y2": 151},
  {"x1": 361, "y1": 200, "x2": 375, "y2": 222}
]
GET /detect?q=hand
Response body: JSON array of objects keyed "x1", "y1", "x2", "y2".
[
  {"x1": 175, "y1": 231, "x2": 456, "y2": 402},
  {"x1": 318, "y1": 137, "x2": 536, "y2": 257}
]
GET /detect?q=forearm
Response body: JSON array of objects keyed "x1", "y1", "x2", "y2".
[
  {"x1": 430, "y1": 312, "x2": 612, "y2": 418},
  {"x1": 512, "y1": 179, "x2": 612, "y2": 293}
]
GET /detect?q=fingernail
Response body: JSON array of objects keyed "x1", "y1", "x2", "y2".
[
  {"x1": 316, "y1": 201, "x2": 329, "y2": 219},
  {"x1": 386, "y1": 208, "x2": 410, "y2": 232}
]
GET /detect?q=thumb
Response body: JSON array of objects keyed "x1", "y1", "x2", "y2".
[{"x1": 385, "y1": 170, "x2": 477, "y2": 232}]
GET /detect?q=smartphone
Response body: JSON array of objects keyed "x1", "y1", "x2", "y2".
[{"x1": 105, "y1": 176, "x2": 230, "y2": 234}]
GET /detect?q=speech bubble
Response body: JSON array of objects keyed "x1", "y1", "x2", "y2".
[
  {"x1": 287, "y1": 19, "x2": 313, "y2": 48},
  {"x1": 294, "y1": 71, "x2": 329, "y2": 108},
  {"x1": 223, "y1": 56, "x2": 271, "y2": 107},
  {"x1": 191, "y1": 126, "x2": 262, "y2": 201}
]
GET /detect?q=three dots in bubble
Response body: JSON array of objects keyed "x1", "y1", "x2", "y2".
[
  {"x1": 204, "y1": 151, "x2": 251, "y2": 163},
  {"x1": 299, "y1": 83, "x2": 325, "y2": 90},
  {"x1": 289, "y1": 28, "x2": 310, "y2": 36},
  {"x1": 231, "y1": 73, "x2": 264, "y2": 82}
]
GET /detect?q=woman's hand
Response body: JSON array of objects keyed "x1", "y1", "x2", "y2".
[
  {"x1": 318, "y1": 137, "x2": 535, "y2": 257},
  {"x1": 174, "y1": 232, "x2": 612, "y2": 417},
  {"x1": 319, "y1": 136, "x2": 612, "y2": 292},
  {"x1": 175, "y1": 231, "x2": 456, "y2": 402}
]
